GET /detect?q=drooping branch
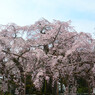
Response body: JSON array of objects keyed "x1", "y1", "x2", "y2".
[
  {"x1": 43, "y1": 25, "x2": 62, "y2": 54},
  {"x1": 2, "y1": 50, "x2": 26, "y2": 59},
  {"x1": 52, "y1": 25, "x2": 62, "y2": 48}
]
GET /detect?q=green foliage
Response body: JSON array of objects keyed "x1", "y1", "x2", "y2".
[
  {"x1": 77, "y1": 87, "x2": 89, "y2": 93},
  {"x1": 77, "y1": 78, "x2": 89, "y2": 93},
  {"x1": 3, "y1": 92, "x2": 12, "y2": 95}
]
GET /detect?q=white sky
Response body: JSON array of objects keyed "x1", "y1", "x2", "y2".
[{"x1": 0, "y1": 0, "x2": 95, "y2": 36}]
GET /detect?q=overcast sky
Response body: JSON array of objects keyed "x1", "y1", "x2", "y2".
[{"x1": 0, "y1": 0, "x2": 95, "y2": 35}]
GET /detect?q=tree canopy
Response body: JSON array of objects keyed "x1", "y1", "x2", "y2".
[{"x1": 0, "y1": 18, "x2": 95, "y2": 95}]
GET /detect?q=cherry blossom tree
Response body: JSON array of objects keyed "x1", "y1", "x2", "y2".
[{"x1": 0, "y1": 18, "x2": 95, "y2": 95}]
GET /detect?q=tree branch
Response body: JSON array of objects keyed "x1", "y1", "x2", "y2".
[
  {"x1": 2, "y1": 50, "x2": 26, "y2": 59},
  {"x1": 52, "y1": 25, "x2": 62, "y2": 47}
]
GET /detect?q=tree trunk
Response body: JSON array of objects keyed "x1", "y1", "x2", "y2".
[
  {"x1": 24, "y1": 74, "x2": 26, "y2": 95},
  {"x1": 52, "y1": 81, "x2": 58, "y2": 95},
  {"x1": 47, "y1": 77, "x2": 52, "y2": 94},
  {"x1": 60, "y1": 78, "x2": 63, "y2": 93},
  {"x1": 20, "y1": 73, "x2": 26, "y2": 95}
]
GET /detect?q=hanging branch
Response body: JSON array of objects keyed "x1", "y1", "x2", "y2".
[
  {"x1": 52, "y1": 25, "x2": 62, "y2": 48},
  {"x1": 2, "y1": 50, "x2": 26, "y2": 59}
]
